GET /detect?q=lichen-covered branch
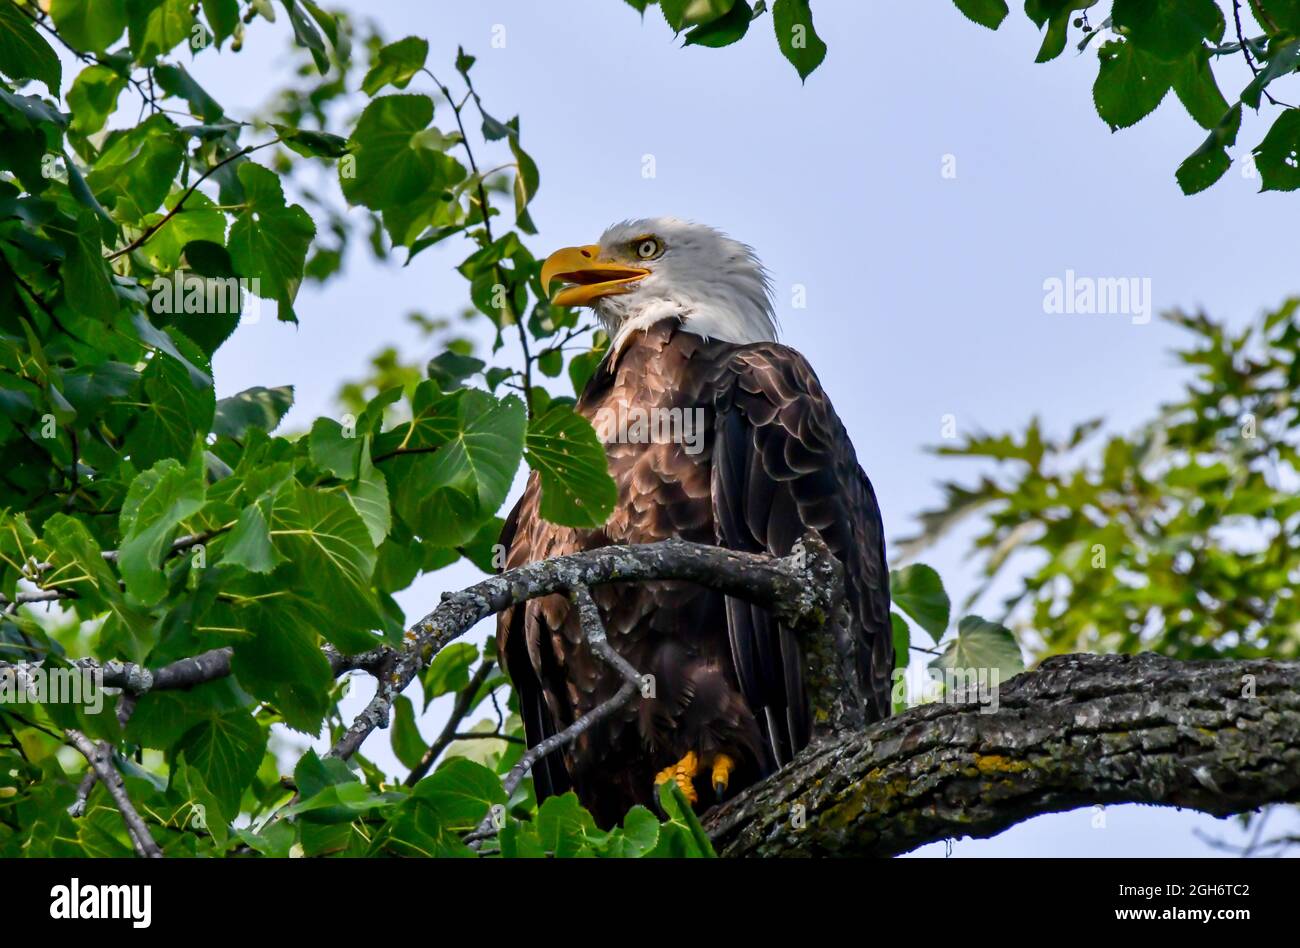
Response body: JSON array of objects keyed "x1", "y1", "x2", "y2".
[
  {"x1": 703, "y1": 652, "x2": 1300, "y2": 857},
  {"x1": 328, "y1": 537, "x2": 833, "y2": 760}
]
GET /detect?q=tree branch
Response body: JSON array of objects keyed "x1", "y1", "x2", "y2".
[
  {"x1": 20, "y1": 534, "x2": 1300, "y2": 858},
  {"x1": 702, "y1": 652, "x2": 1300, "y2": 857},
  {"x1": 65, "y1": 729, "x2": 163, "y2": 859},
  {"x1": 327, "y1": 536, "x2": 835, "y2": 760}
]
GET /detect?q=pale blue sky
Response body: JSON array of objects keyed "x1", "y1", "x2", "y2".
[{"x1": 165, "y1": 1, "x2": 1298, "y2": 855}]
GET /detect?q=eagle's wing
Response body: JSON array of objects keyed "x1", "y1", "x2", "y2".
[
  {"x1": 496, "y1": 493, "x2": 572, "y2": 801},
  {"x1": 710, "y1": 343, "x2": 893, "y2": 769}
]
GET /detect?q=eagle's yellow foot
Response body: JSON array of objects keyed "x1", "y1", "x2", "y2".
[
  {"x1": 711, "y1": 753, "x2": 736, "y2": 801},
  {"x1": 654, "y1": 750, "x2": 699, "y2": 805}
]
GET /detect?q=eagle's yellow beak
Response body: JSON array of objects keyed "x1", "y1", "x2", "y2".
[{"x1": 540, "y1": 244, "x2": 650, "y2": 307}]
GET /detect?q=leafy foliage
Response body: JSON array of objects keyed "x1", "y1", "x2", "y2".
[
  {"x1": 949, "y1": 0, "x2": 1300, "y2": 194},
  {"x1": 0, "y1": 0, "x2": 638, "y2": 858},
  {"x1": 901, "y1": 299, "x2": 1300, "y2": 663},
  {"x1": 623, "y1": 0, "x2": 826, "y2": 81}
]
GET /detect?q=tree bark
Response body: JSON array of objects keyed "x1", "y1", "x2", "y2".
[{"x1": 703, "y1": 652, "x2": 1300, "y2": 857}]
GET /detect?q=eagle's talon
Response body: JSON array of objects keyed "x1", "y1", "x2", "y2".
[
  {"x1": 712, "y1": 753, "x2": 735, "y2": 801},
  {"x1": 654, "y1": 750, "x2": 700, "y2": 806}
]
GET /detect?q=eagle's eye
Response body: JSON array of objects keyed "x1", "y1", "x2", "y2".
[{"x1": 634, "y1": 237, "x2": 663, "y2": 261}]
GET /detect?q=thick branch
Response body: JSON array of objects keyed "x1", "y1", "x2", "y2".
[{"x1": 703, "y1": 652, "x2": 1300, "y2": 857}]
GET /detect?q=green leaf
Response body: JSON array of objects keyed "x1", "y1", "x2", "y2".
[
  {"x1": 890, "y1": 611, "x2": 910, "y2": 666},
  {"x1": 230, "y1": 610, "x2": 332, "y2": 732},
  {"x1": 123, "y1": 335, "x2": 216, "y2": 468},
  {"x1": 267, "y1": 485, "x2": 382, "y2": 652},
  {"x1": 220, "y1": 500, "x2": 283, "y2": 574},
  {"x1": 685, "y1": 0, "x2": 753, "y2": 47},
  {"x1": 506, "y1": 117, "x2": 539, "y2": 230},
  {"x1": 127, "y1": 0, "x2": 196, "y2": 64},
  {"x1": 952, "y1": 0, "x2": 1008, "y2": 30},
  {"x1": 41, "y1": 514, "x2": 155, "y2": 661},
  {"x1": 603, "y1": 805, "x2": 661, "y2": 857},
  {"x1": 140, "y1": 191, "x2": 227, "y2": 272},
  {"x1": 271, "y1": 123, "x2": 350, "y2": 159},
  {"x1": 118, "y1": 454, "x2": 206, "y2": 606},
  {"x1": 568, "y1": 335, "x2": 609, "y2": 395},
  {"x1": 1176, "y1": 102, "x2": 1240, "y2": 195},
  {"x1": 346, "y1": 436, "x2": 391, "y2": 546},
  {"x1": 421, "y1": 642, "x2": 478, "y2": 707},
  {"x1": 213, "y1": 385, "x2": 294, "y2": 439},
  {"x1": 1093, "y1": 40, "x2": 1173, "y2": 131},
  {"x1": 201, "y1": 0, "x2": 239, "y2": 45},
  {"x1": 1171, "y1": 47, "x2": 1229, "y2": 130},
  {"x1": 181, "y1": 762, "x2": 230, "y2": 850},
  {"x1": 426, "y1": 351, "x2": 485, "y2": 391},
  {"x1": 535, "y1": 791, "x2": 606, "y2": 857},
  {"x1": 928, "y1": 615, "x2": 1025, "y2": 680},
  {"x1": 661, "y1": 0, "x2": 736, "y2": 31},
  {"x1": 1241, "y1": 40, "x2": 1300, "y2": 111},
  {"x1": 412, "y1": 757, "x2": 506, "y2": 830},
  {"x1": 0, "y1": 0, "x2": 61, "y2": 94},
  {"x1": 391, "y1": 695, "x2": 428, "y2": 770},
  {"x1": 51, "y1": 0, "x2": 129, "y2": 53},
  {"x1": 889, "y1": 563, "x2": 950, "y2": 644},
  {"x1": 772, "y1": 0, "x2": 826, "y2": 80},
  {"x1": 385, "y1": 387, "x2": 526, "y2": 546},
  {"x1": 176, "y1": 709, "x2": 266, "y2": 824},
  {"x1": 340, "y1": 94, "x2": 437, "y2": 208},
  {"x1": 361, "y1": 36, "x2": 428, "y2": 95},
  {"x1": 67, "y1": 64, "x2": 128, "y2": 136},
  {"x1": 86, "y1": 114, "x2": 184, "y2": 222},
  {"x1": 525, "y1": 403, "x2": 617, "y2": 528},
  {"x1": 154, "y1": 64, "x2": 222, "y2": 124},
  {"x1": 126, "y1": 678, "x2": 245, "y2": 750},
  {"x1": 652, "y1": 782, "x2": 716, "y2": 856},
  {"x1": 227, "y1": 162, "x2": 315, "y2": 322},
  {"x1": 281, "y1": 0, "x2": 329, "y2": 72},
  {"x1": 1253, "y1": 109, "x2": 1300, "y2": 192},
  {"x1": 309, "y1": 416, "x2": 361, "y2": 479},
  {"x1": 1024, "y1": 0, "x2": 1092, "y2": 63},
  {"x1": 340, "y1": 94, "x2": 466, "y2": 246},
  {"x1": 1110, "y1": 0, "x2": 1223, "y2": 63},
  {"x1": 50, "y1": 209, "x2": 118, "y2": 322}
]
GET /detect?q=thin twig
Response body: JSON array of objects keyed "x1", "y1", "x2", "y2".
[
  {"x1": 466, "y1": 584, "x2": 643, "y2": 843},
  {"x1": 403, "y1": 659, "x2": 499, "y2": 786},
  {"x1": 1233, "y1": 0, "x2": 1296, "y2": 108},
  {"x1": 66, "y1": 729, "x2": 163, "y2": 858},
  {"x1": 424, "y1": 66, "x2": 534, "y2": 416},
  {"x1": 105, "y1": 140, "x2": 280, "y2": 261}
]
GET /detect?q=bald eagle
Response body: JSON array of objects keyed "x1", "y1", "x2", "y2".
[{"x1": 498, "y1": 218, "x2": 892, "y2": 827}]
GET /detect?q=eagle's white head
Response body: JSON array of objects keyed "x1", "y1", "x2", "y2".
[{"x1": 540, "y1": 217, "x2": 777, "y2": 359}]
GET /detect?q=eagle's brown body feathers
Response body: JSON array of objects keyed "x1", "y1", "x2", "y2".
[{"x1": 498, "y1": 319, "x2": 891, "y2": 827}]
